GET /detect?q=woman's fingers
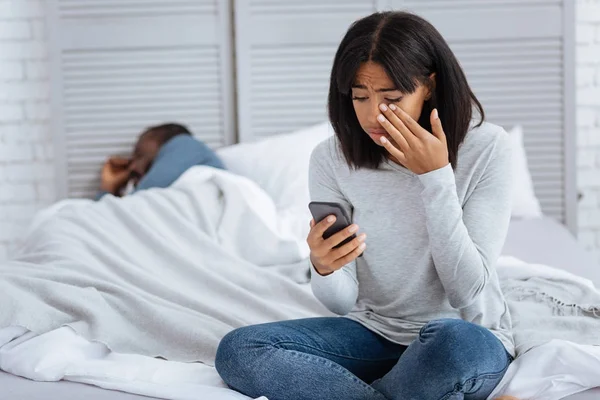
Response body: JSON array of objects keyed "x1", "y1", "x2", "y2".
[
  {"x1": 307, "y1": 215, "x2": 336, "y2": 249},
  {"x1": 329, "y1": 233, "x2": 366, "y2": 261},
  {"x1": 314, "y1": 215, "x2": 336, "y2": 235},
  {"x1": 429, "y1": 108, "x2": 446, "y2": 142},
  {"x1": 330, "y1": 240, "x2": 366, "y2": 270},
  {"x1": 323, "y1": 223, "x2": 359, "y2": 250},
  {"x1": 307, "y1": 217, "x2": 367, "y2": 271},
  {"x1": 379, "y1": 136, "x2": 408, "y2": 165},
  {"x1": 391, "y1": 104, "x2": 430, "y2": 141},
  {"x1": 378, "y1": 104, "x2": 413, "y2": 149}
]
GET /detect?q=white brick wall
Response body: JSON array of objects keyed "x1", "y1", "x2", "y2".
[
  {"x1": 577, "y1": 0, "x2": 600, "y2": 263},
  {"x1": 0, "y1": 0, "x2": 54, "y2": 259}
]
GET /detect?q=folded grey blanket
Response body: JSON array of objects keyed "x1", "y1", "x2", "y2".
[{"x1": 497, "y1": 256, "x2": 600, "y2": 355}]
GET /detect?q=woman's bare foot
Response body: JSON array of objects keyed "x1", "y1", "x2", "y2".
[{"x1": 494, "y1": 396, "x2": 520, "y2": 400}]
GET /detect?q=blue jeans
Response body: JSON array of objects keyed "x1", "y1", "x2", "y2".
[{"x1": 215, "y1": 317, "x2": 512, "y2": 400}]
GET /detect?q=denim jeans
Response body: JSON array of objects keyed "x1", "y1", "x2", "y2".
[{"x1": 215, "y1": 317, "x2": 512, "y2": 400}]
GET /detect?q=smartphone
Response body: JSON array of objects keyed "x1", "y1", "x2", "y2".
[{"x1": 308, "y1": 201, "x2": 363, "y2": 257}]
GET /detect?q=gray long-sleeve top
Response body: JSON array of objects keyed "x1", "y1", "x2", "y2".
[{"x1": 309, "y1": 121, "x2": 514, "y2": 356}]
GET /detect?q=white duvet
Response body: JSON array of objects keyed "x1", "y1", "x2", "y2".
[{"x1": 1, "y1": 166, "x2": 599, "y2": 400}]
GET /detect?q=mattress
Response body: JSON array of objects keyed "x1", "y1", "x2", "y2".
[
  {"x1": 1, "y1": 217, "x2": 599, "y2": 400},
  {"x1": 502, "y1": 217, "x2": 600, "y2": 286}
]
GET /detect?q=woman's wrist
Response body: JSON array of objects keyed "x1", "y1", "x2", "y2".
[{"x1": 310, "y1": 256, "x2": 334, "y2": 277}]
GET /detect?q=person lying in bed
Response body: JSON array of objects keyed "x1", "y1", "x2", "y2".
[
  {"x1": 97, "y1": 123, "x2": 225, "y2": 199},
  {"x1": 216, "y1": 11, "x2": 517, "y2": 400}
]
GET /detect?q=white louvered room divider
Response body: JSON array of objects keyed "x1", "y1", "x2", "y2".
[
  {"x1": 48, "y1": 0, "x2": 235, "y2": 199},
  {"x1": 233, "y1": 0, "x2": 387, "y2": 141},
  {"x1": 48, "y1": 0, "x2": 576, "y2": 231}
]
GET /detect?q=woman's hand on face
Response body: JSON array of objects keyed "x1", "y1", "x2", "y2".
[
  {"x1": 307, "y1": 217, "x2": 366, "y2": 276},
  {"x1": 376, "y1": 104, "x2": 449, "y2": 175}
]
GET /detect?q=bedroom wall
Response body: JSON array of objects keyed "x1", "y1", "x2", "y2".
[
  {"x1": 0, "y1": 0, "x2": 54, "y2": 260},
  {"x1": 576, "y1": 0, "x2": 600, "y2": 263},
  {"x1": 0, "y1": 1, "x2": 600, "y2": 262}
]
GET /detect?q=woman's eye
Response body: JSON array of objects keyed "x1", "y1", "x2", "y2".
[
  {"x1": 351, "y1": 96, "x2": 368, "y2": 101},
  {"x1": 386, "y1": 97, "x2": 403, "y2": 103}
]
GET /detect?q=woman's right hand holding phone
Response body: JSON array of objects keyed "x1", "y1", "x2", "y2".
[{"x1": 307, "y1": 216, "x2": 367, "y2": 276}]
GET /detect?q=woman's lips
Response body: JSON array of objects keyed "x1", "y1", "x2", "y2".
[{"x1": 368, "y1": 130, "x2": 389, "y2": 142}]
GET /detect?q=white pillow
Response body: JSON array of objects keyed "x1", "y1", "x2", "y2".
[
  {"x1": 217, "y1": 122, "x2": 543, "y2": 219},
  {"x1": 216, "y1": 122, "x2": 334, "y2": 211},
  {"x1": 508, "y1": 125, "x2": 543, "y2": 219}
]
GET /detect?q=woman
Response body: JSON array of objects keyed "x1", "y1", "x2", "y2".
[{"x1": 215, "y1": 11, "x2": 514, "y2": 400}]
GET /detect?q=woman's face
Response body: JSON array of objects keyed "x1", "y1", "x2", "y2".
[{"x1": 351, "y1": 61, "x2": 431, "y2": 147}]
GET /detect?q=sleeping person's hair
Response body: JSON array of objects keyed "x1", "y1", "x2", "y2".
[
  {"x1": 142, "y1": 123, "x2": 192, "y2": 145},
  {"x1": 328, "y1": 11, "x2": 484, "y2": 169},
  {"x1": 127, "y1": 123, "x2": 194, "y2": 184}
]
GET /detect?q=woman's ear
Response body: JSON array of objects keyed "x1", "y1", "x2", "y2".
[
  {"x1": 425, "y1": 73, "x2": 436, "y2": 100},
  {"x1": 429, "y1": 72, "x2": 436, "y2": 86}
]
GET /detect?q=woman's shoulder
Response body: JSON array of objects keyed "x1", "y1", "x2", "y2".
[
  {"x1": 310, "y1": 135, "x2": 346, "y2": 167},
  {"x1": 460, "y1": 120, "x2": 511, "y2": 159}
]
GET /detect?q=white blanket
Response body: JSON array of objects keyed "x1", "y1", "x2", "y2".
[
  {"x1": 1, "y1": 167, "x2": 600, "y2": 399},
  {"x1": 1, "y1": 166, "x2": 333, "y2": 399},
  {"x1": 0, "y1": 166, "x2": 331, "y2": 365},
  {"x1": 498, "y1": 256, "x2": 600, "y2": 355}
]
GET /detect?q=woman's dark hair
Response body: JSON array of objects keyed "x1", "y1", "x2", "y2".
[
  {"x1": 328, "y1": 11, "x2": 484, "y2": 169},
  {"x1": 143, "y1": 122, "x2": 192, "y2": 146}
]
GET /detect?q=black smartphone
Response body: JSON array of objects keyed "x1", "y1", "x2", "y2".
[{"x1": 308, "y1": 201, "x2": 363, "y2": 257}]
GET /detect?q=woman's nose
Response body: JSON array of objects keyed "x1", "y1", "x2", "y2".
[{"x1": 368, "y1": 101, "x2": 382, "y2": 124}]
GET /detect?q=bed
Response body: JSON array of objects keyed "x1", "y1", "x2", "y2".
[
  {"x1": 3, "y1": 0, "x2": 593, "y2": 398},
  {"x1": 1, "y1": 211, "x2": 598, "y2": 400}
]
